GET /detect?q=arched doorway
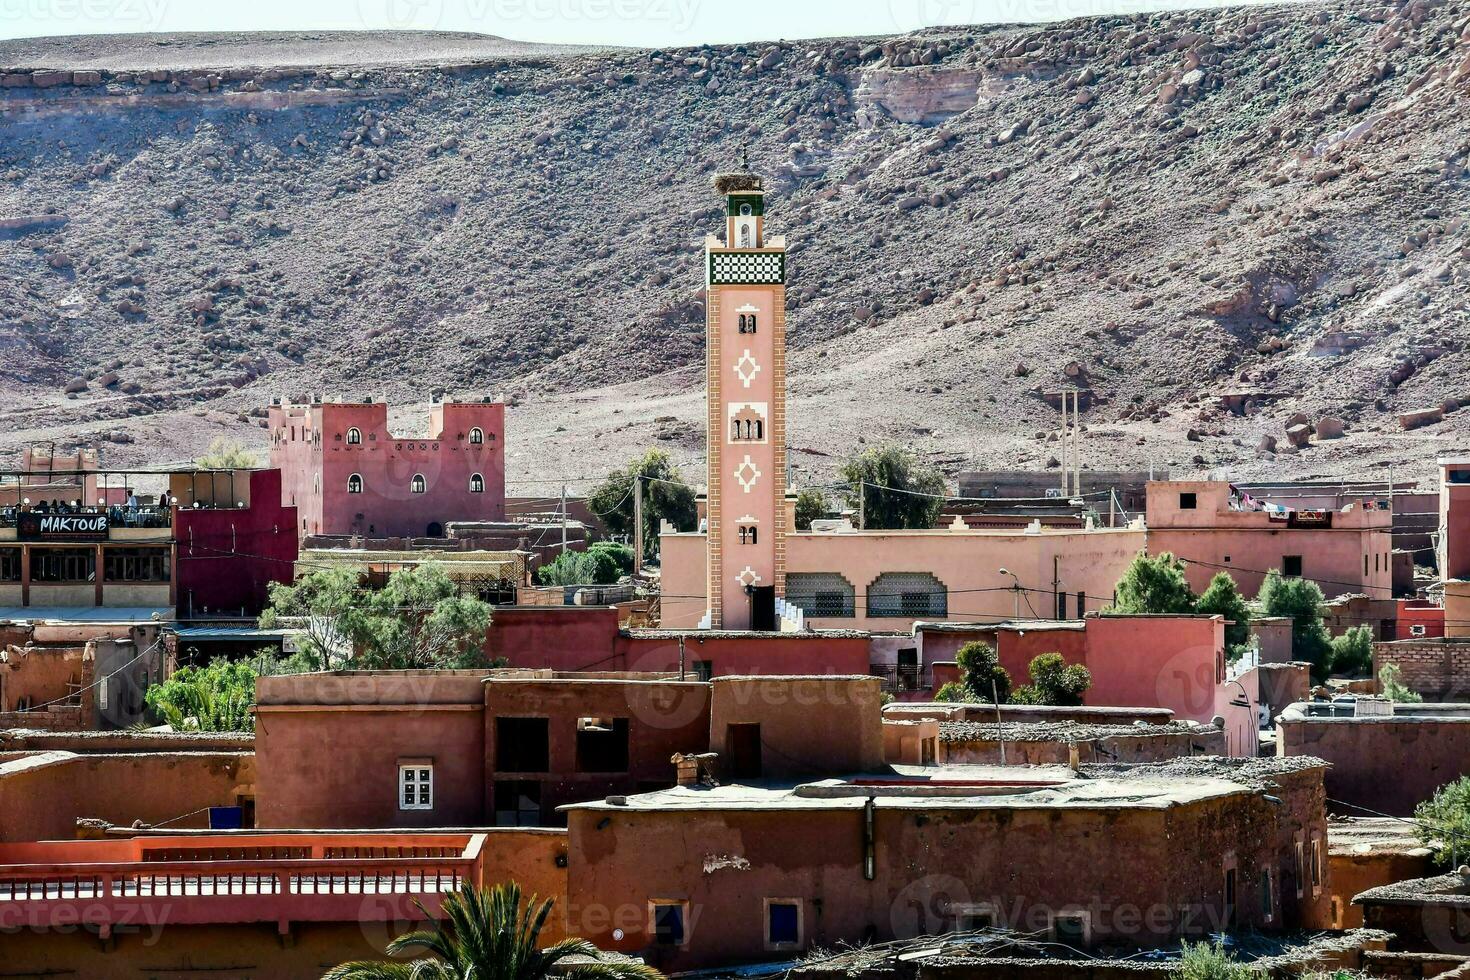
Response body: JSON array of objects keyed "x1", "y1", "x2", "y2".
[{"x1": 426, "y1": 522, "x2": 444, "y2": 538}]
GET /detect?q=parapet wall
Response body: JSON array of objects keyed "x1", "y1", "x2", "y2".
[
  {"x1": 1277, "y1": 707, "x2": 1470, "y2": 815},
  {"x1": 1373, "y1": 638, "x2": 1470, "y2": 701}
]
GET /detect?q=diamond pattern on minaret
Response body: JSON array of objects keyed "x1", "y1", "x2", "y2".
[
  {"x1": 733, "y1": 351, "x2": 761, "y2": 388},
  {"x1": 734, "y1": 456, "x2": 761, "y2": 492}
]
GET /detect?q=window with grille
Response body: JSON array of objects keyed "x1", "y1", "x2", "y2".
[
  {"x1": 469, "y1": 427, "x2": 485, "y2": 444},
  {"x1": 470, "y1": 474, "x2": 485, "y2": 493},
  {"x1": 346, "y1": 427, "x2": 362, "y2": 445},
  {"x1": 399, "y1": 764, "x2": 433, "y2": 810},
  {"x1": 411, "y1": 474, "x2": 427, "y2": 494},
  {"x1": 785, "y1": 572, "x2": 855, "y2": 618},
  {"x1": 347, "y1": 474, "x2": 363, "y2": 494},
  {"x1": 868, "y1": 572, "x2": 947, "y2": 618},
  {"x1": 0, "y1": 549, "x2": 20, "y2": 582}
]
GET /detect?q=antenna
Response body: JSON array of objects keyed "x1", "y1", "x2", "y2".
[{"x1": 738, "y1": 144, "x2": 749, "y2": 171}]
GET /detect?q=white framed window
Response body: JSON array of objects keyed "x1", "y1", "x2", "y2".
[
  {"x1": 410, "y1": 474, "x2": 427, "y2": 494},
  {"x1": 347, "y1": 474, "x2": 363, "y2": 494},
  {"x1": 346, "y1": 427, "x2": 362, "y2": 445},
  {"x1": 469, "y1": 427, "x2": 484, "y2": 445},
  {"x1": 469, "y1": 473, "x2": 485, "y2": 493},
  {"x1": 399, "y1": 763, "x2": 433, "y2": 810}
]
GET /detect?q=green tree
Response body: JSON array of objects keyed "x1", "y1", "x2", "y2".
[
  {"x1": 1196, "y1": 572, "x2": 1252, "y2": 660},
  {"x1": 144, "y1": 661, "x2": 258, "y2": 733},
  {"x1": 585, "y1": 541, "x2": 635, "y2": 576},
  {"x1": 195, "y1": 437, "x2": 258, "y2": 469},
  {"x1": 1110, "y1": 552, "x2": 1196, "y2": 615},
  {"x1": 794, "y1": 488, "x2": 828, "y2": 530},
  {"x1": 325, "y1": 881, "x2": 664, "y2": 980},
  {"x1": 934, "y1": 681, "x2": 977, "y2": 703},
  {"x1": 1170, "y1": 940, "x2": 1255, "y2": 980},
  {"x1": 1379, "y1": 662, "x2": 1423, "y2": 703},
  {"x1": 952, "y1": 640, "x2": 1012, "y2": 704},
  {"x1": 536, "y1": 549, "x2": 620, "y2": 586},
  {"x1": 1329, "y1": 625, "x2": 1374, "y2": 677},
  {"x1": 839, "y1": 445, "x2": 946, "y2": 530},
  {"x1": 261, "y1": 563, "x2": 492, "y2": 670},
  {"x1": 588, "y1": 450, "x2": 697, "y2": 560},
  {"x1": 1012, "y1": 653, "x2": 1092, "y2": 706},
  {"x1": 1258, "y1": 570, "x2": 1332, "y2": 679},
  {"x1": 1414, "y1": 776, "x2": 1470, "y2": 866}
]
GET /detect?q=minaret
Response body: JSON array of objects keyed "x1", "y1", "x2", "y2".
[{"x1": 705, "y1": 163, "x2": 787, "y2": 630}]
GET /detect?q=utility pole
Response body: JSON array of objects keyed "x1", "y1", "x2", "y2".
[
  {"x1": 1072, "y1": 391, "x2": 1083, "y2": 498},
  {"x1": 858, "y1": 480, "x2": 865, "y2": 530},
  {"x1": 1058, "y1": 394, "x2": 1068, "y2": 497},
  {"x1": 560, "y1": 483, "x2": 567, "y2": 554},
  {"x1": 1053, "y1": 555, "x2": 1061, "y2": 620},
  {"x1": 632, "y1": 475, "x2": 643, "y2": 576}
]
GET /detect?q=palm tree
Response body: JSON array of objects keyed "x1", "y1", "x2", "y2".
[{"x1": 323, "y1": 881, "x2": 665, "y2": 980}]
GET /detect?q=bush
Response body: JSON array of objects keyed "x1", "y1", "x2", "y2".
[
  {"x1": 1111, "y1": 552, "x2": 1196, "y2": 615},
  {"x1": 953, "y1": 641, "x2": 1012, "y2": 704},
  {"x1": 586, "y1": 541, "x2": 634, "y2": 576},
  {"x1": 1012, "y1": 652, "x2": 1092, "y2": 706},
  {"x1": 1170, "y1": 940, "x2": 1255, "y2": 980},
  {"x1": 145, "y1": 661, "x2": 257, "y2": 732},
  {"x1": 1379, "y1": 662, "x2": 1423, "y2": 703},
  {"x1": 934, "y1": 681, "x2": 978, "y2": 703},
  {"x1": 839, "y1": 445, "x2": 946, "y2": 530},
  {"x1": 537, "y1": 549, "x2": 620, "y2": 586},
  {"x1": 794, "y1": 489, "x2": 828, "y2": 530},
  {"x1": 1258, "y1": 570, "x2": 1332, "y2": 679},
  {"x1": 1329, "y1": 625, "x2": 1374, "y2": 677},
  {"x1": 1414, "y1": 776, "x2": 1470, "y2": 866}
]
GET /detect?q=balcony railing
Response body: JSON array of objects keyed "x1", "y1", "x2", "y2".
[
  {"x1": 871, "y1": 664, "x2": 926, "y2": 693},
  {"x1": 0, "y1": 832, "x2": 484, "y2": 929}
]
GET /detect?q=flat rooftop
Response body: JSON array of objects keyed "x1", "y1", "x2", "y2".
[{"x1": 563, "y1": 757, "x2": 1323, "y2": 814}]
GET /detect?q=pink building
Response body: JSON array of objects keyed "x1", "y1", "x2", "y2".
[
  {"x1": 1441, "y1": 456, "x2": 1470, "y2": 582},
  {"x1": 268, "y1": 397, "x2": 505, "y2": 539},
  {"x1": 1146, "y1": 481, "x2": 1392, "y2": 600}
]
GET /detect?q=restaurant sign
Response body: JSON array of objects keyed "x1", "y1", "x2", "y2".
[{"x1": 17, "y1": 512, "x2": 110, "y2": 541}]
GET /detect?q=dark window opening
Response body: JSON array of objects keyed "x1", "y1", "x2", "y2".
[
  {"x1": 1224, "y1": 868, "x2": 1237, "y2": 928},
  {"x1": 1056, "y1": 591, "x2": 1068, "y2": 620},
  {"x1": 495, "y1": 717, "x2": 549, "y2": 773},
  {"x1": 727, "y1": 723, "x2": 762, "y2": 779},
  {"x1": 653, "y1": 903, "x2": 685, "y2": 946},
  {"x1": 1179, "y1": 492, "x2": 1197, "y2": 510},
  {"x1": 768, "y1": 902, "x2": 800, "y2": 946},
  {"x1": 1283, "y1": 555, "x2": 1303, "y2": 577},
  {"x1": 956, "y1": 907, "x2": 995, "y2": 932},
  {"x1": 103, "y1": 547, "x2": 170, "y2": 582},
  {"x1": 30, "y1": 548, "x2": 96, "y2": 583},
  {"x1": 692, "y1": 660, "x2": 713, "y2": 682},
  {"x1": 1076, "y1": 591, "x2": 1086, "y2": 617},
  {"x1": 492, "y1": 780, "x2": 542, "y2": 826},
  {"x1": 0, "y1": 549, "x2": 23, "y2": 582},
  {"x1": 1052, "y1": 914, "x2": 1088, "y2": 947},
  {"x1": 575, "y1": 717, "x2": 629, "y2": 773}
]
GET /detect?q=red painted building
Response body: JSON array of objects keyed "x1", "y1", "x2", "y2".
[
  {"x1": 174, "y1": 468, "x2": 298, "y2": 618},
  {"x1": 485, "y1": 606, "x2": 872, "y2": 677},
  {"x1": 268, "y1": 398, "x2": 505, "y2": 539}
]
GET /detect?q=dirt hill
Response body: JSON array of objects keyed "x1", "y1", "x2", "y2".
[{"x1": 1, "y1": 1, "x2": 1467, "y2": 493}]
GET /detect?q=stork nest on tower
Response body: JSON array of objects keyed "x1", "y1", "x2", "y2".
[{"x1": 713, "y1": 172, "x2": 763, "y2": 195}]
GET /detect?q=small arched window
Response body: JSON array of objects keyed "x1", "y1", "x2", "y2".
[
  {"x1": 731, "y1": 420, "x2": 742, "y2": 441},
  {"x1": 740, "y1": 225, "x2": 752, "y2": 247},
  {"x1": 410, "y1": 474, "x2": 426, "y2": 494},
  {"x1": 346, "y1": 427, "x2": 361, "y2": 445},
  {"x1": 754, "y1": 419, "x2": 763, "y2": 440},
  {"x1": 347, "y1": 474, "x2": 363, "y2": 494},
  {"x1": 469, "y1": 474, "x2": 484, "y2": 493},
  {"x1": 469, "y1": 427, "x2": 484, "y2": 445},
  {"x1": 739, "y1": 525, "x2": 758, "y2": 545}
]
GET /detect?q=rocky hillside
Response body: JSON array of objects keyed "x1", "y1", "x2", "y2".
[{"x1": 0, "y1": 3, "x2": 1467, "y2": 493}]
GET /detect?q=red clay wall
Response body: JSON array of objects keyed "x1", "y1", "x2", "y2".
[
  {"x1": 708, "y1": 676, "x2": 884, "y2": 779},
  {"x1": 1082, "y1": 616, "x2": 1225, "y2": 723},
  {"x1": 487, "y1": 606, "x2": 622, "y2": 669},
  {"x1": 0, "y1": 752, "x2": 253, "y2": 841},
  {"x1": 483, "y1": 679, "x2": 710, "y2": 824},
  {"x1": 1278, "y1": 715, "x2": 1470, "y2": 815}
]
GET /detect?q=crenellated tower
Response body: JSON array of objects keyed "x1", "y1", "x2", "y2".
[{"x1": 704, "y1": 169, "x2": 788, "y2": 629}]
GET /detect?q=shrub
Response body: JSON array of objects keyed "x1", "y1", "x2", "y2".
[
  {"x1": 839, "y1": 445, "x2": 946, "y2": 529},
  {"x1": 953, "y1": 641, "x2": 1012, "y2": 704},
  {"x1": 1012, "y1": 652, "x2": 1092, "y2": 706},
  {"x1": 145, "y1": 661, "x2": 257, "y2": 733},
  {"x1": 1170, "y1": 940, "x2": 1256, "y2": 980},
  {"x1": 1329, "y1": 625, "x2": 1374, "y2": 677},
  {"x1": 1379, "y1": 662, "x2": 1423, "y2": 703},
  {"x1": 1414, "y1": 776, "x2": 1470, "y2": 866},
  {"x1": 1196, "y1": 572, "x2": 1251, "y2": 659},
  {"x1": 934, "y1": 681, "x2": 978, "y2": 703},
  {"x1": 586, "y1": 541, "x2": 634, "y2": 576}
]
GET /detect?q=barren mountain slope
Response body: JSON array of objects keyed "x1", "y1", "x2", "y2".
[{"x1": 0, "y1": 1, "x2": 1467, "y2": 493}]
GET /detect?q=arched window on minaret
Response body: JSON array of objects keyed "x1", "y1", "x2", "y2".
[
  {"x1": 740, "y1": 224, "x2": 752, "y2": 247},
  {"x1": 754, "y1": 419, "x2": 763, "y2": 440},
  {"x1": 732, "y1": 420, "x2": 742, "y2": 441}
]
